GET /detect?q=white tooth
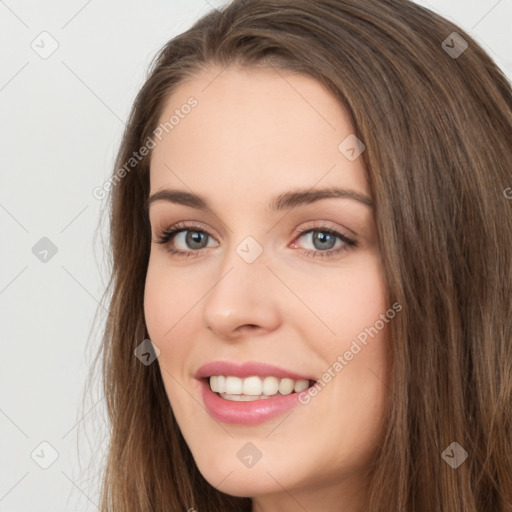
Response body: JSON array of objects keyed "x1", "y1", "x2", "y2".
[
  {"x1": 294, "y1": 379, "x2": 309, "y2": 392},
  {"x1": 225, "y1": 376, "x2": 243, "y2": 394},
  {"x1": 243, "y1": 376, "x2": 263, "y2": 395},
  {"x1": 278, "y1": 378, "x2": 295, "y2": 395},
  {"x1": 262, "y1": 376, "x2": 279, "y2": 396},
  {"x1": 210, "y1": 375, "x2": 312, "y2": 396}
]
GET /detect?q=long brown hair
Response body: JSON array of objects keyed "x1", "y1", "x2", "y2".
[{"x1": 89, "y1": 0, "x2": 512, "y2": 510}]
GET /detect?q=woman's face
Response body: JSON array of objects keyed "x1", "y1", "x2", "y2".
[{"x1": 144, "y1": 65, "x2": 390, "y2": 511}]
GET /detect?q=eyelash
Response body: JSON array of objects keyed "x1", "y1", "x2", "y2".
[{"x1": 153, "y1": 221, "x2": 358, "y2": 259}]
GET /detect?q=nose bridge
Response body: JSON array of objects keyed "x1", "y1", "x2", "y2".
[{"x1": 201, "y1": 234, "x2": 280, "y2": 336}]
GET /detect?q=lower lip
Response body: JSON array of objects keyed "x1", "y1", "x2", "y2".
[{"x1": 199, "y1": 378, "x2": 307, "y2": 425}]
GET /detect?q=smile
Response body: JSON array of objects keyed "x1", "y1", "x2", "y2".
[{"x1": 195, "y1": 361, "x2": 318, "y2": 424}]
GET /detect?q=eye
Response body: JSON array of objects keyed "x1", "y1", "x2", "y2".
[
  {"x1": 153, "y1": 222, "x2": 217, "y2": 258},
  {"x1": 153, "y1": 222, "x2": 357, "y2": 259},
  {"x1": 291, "y1": 225, "x2": 357, "y2": 259}
]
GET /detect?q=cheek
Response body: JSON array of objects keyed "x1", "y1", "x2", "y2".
[
  {"x1": 285, "y1": 252, "x2": 388, "y2": 350},
  {"x1": 143, "y1": 262, "x2": 193, "y2": 396},
  {"x1": 144, "y1": 249, "x2": 387, "y2": 355},
  {"x1": 143, "y1": 254, "x2": 212, "y2": 405},
  {"x1": 143, "y1": 255, "x2": 198, "y2": 341},
  {"x1": 337, "y1": 260, "x2": 388, "y2": 340}
]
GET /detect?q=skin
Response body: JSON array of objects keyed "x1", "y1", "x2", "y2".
[{"x1": 144, "y1": 64, "x2": 390, "y2": 512}]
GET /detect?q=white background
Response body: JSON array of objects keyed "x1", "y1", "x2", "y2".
[{"x1": 1, "y1": 1, "x2": 511, "y2": 510}]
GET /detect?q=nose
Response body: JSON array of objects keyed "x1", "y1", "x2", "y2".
[{"x1": 202, "y1": 247, "x2": 281, "y2": 339}]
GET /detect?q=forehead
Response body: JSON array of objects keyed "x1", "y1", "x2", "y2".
[{"x1": 149, "y1": 65, "x2": 368, "y2": 200}]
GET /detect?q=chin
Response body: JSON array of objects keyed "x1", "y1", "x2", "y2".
[{"x1": 198, "y1": 464, "x2": 284, "y2": 498}]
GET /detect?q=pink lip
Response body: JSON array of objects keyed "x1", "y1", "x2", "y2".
[
  {"x1": 195, "y1": 360, "x2": 316, "y2": 381},
  {"x1": 198, "y1": 379, "x2": 311, "y2": 425},
  {"x1": 195, "y1": 360, "x2": 317, "y2": 425}
]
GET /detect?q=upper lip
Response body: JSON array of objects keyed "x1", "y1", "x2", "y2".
[{"x1": 195, "y1": 360, "x2": 317, "y2": 382}]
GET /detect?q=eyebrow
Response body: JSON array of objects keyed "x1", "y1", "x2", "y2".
[{"x1": 147, "y1": 187, "x2": 374, "y2": 211}]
